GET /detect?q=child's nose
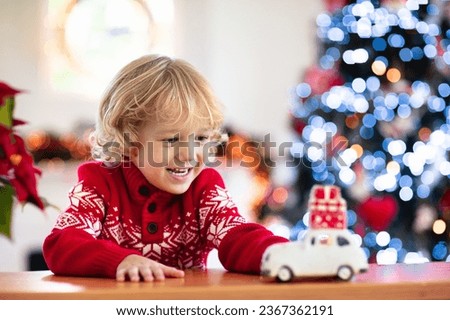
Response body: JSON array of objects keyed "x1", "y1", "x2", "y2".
[{"x1": 176, "y1": 140, "x2": 200, "y2": 163}]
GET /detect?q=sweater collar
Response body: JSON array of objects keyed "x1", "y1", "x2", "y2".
[{"x1": 121, "y1": 161, "x2": 173, "y2": 201}]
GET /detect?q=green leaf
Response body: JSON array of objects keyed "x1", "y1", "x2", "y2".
[
  {"x1": 0, "y1": 97, "x2": 14, "y2": 128},
  {"x1": 0, "y1": 185, "x2": 14, "y2": 239}
]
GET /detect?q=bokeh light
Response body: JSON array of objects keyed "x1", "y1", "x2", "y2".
[{"x1": 289, "y1": 0, "x2": 449, "y2": 265}]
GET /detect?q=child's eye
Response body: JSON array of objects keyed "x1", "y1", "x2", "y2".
[
  {"x1": 196, "y1": 135, "x2": 210, "y2": 142},
  {"x1": 163, "y1": 137, "x2": 179, "y2": 145}
]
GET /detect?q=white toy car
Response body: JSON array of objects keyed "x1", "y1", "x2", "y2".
[{"x1": 261, "y1": 228, "x2": 369, "y2": 282}]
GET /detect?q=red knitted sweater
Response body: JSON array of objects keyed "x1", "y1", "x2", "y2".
[{"x1": 43, "y1": 161, "x2": 288, "y2": 278}]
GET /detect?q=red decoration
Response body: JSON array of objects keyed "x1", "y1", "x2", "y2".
[
  {"x1": 440, "y1": 187, "x2": 450, "y2": 215},
  {"x1": 356, "y1": 195, "x2": 398, "y2": 232},
  {"x1": 291, "y1": 116, "x2": 306, "y2": 135},
  {"x1": 303, "y1": 66, "x2": 345, "y2": 96},
  {"x1": 324, "y1": 0, "x2": 349, "y2": 13},
  {"x1": 308, "y1": 184, "x2": 347, "y2": 229}
]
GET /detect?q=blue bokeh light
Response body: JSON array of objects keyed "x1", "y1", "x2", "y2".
[
  {"x1": 438, "y1": 83, "x2": 450, "y2": 98},
  {"x1": 347, "y1": 210, "x2": 357, "y2": 227},
  {"x1": 417, "y1": 184, "x2": 431, "y2": 198},
  {"x1": 424, "y1": 44, "x2": 437, "y2": 58},
  {"x1": 399, "y1": 175, "x2": 413, "y2": 188},
  {"x1": 389, "y1": 238, "x2": 403, "y2": 251},
  {"x1": 362, "y1": 114, "x2": 376, "y2": 127},
  {"x1": 360, "y1": 126, "x2": 374, "y2": 139},
  {"x1": 366, "y1": 76, "x2": 380, "y2": 92},
  {"x1": 411, "y1": 46, "x2": 424, "y2": 60},
  {"x1": 399, "y1": 48, "x2": 413, "y2": 62},
  {"x1": 326, "y1": 47, "x2": 341, "y2": 60},
  {"x1": 432, "y1": 242, "x2": 448, "y2": 260},
  {"x1": 372, "y1": 37, "x2": 387, "y2": 51},
  {"x1": 364, "y1": 232, "x2": 377, "y2": 247},
  {"x1": 296, "y1": 83, "x2": 312, "y2": 98},
  {"x1": 397, "y1": 104, "x2": 412, "y2": 118},
  {"x1": 316, "y1": 13, "x2": 332, "y2": 27},
  {"x1": 388, "y1": 33, "x2": 405, "y2": 48}
]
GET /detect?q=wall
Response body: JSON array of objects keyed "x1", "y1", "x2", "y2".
[{"x1": 174, "y1": 0, "x2": 323, "y2": 145}]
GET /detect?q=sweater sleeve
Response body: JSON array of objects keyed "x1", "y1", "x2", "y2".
[
  {"x1": 195, "y1": 168, "x2": 289, "y2": 274},
  {"x1": 42, "y1": 163, "x2": 139, "y2": 278},
  {"x1": 218, "y1": 223, "x2": 289, "y2": 274},
  {"x1": 196, "y1": 168, "x2": 247, "y2": 248}
]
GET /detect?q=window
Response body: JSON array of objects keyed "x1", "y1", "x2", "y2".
[
  {"x1": 45, "y1": 0, "x2": 174, "y2": 98},
  {"x1": 337, "y1": 236, "x2": 350, "y2": 246},
  {"x1": 318, "y1": 234, "x2": 331, "y2": 245}
]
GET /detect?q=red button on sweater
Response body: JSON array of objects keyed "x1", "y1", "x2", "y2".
[{"x1": 43, "y1": 161, "x2": 288, "y2": 278}]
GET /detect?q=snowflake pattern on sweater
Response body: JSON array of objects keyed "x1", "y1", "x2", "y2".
[{"x1": 52, "y1": 167, "x2": 246, "y2": 269}]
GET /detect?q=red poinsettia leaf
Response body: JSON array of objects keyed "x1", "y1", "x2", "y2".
[
  {"x1": 0, "y1": 129, "x2": 44, "y2": 210},
  {"x1": 9, "y1": 175, "x2": 44, "y2": 210},
  {"x1": 10, "y1": 135, "x2": 44, "y2": 210},
  {"x1": 12, "y1": 119, "x2": 27, "y2": 126},
  {"x1": 0, "y1": 161, "x2": 11, "y2": 177},
  {"x1": 8, "y1": 177, "x2": 28, "y2": 202},
  {"x1": 0, "y1": 82, "x2": 21, "y2": 106},
  {"x1": 34, "y1": 166, "x2": 42, "y2": 176},
  {"x1": 0, "y1": 126, "x2": 15, "y2": 154},
  {"x1": 0, "y1": 143, "x2": 12, "y2": 175}
]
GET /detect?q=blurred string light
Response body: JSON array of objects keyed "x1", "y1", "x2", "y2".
[
  {"x1": 359, "y1": 227, "x2": 449, "y2": 264},
  {"x1": 288, "y1": 0, "x2": 449, "y2": 263}
]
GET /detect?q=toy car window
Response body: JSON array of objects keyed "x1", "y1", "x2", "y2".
[
  {"x1": 337, "y1": 236, "x2": 350, "y2": 246},
  {"x1": 311, "y1": 237, "x2": 315, "y2": 245}
]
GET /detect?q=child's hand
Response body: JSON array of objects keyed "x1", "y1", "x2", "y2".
[{"x1": 116, "y1": 254, "x2": 185, "y2": 282}]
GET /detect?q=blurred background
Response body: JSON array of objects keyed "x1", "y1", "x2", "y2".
[{"x1": 0, "y1": 0, "x2": 448, "y2": 271}]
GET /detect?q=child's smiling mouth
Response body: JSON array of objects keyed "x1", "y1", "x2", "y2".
[{"x1": 166, "y1": 167, "x2": 192, "y2": 177}]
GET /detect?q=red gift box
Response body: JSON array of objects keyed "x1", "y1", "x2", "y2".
[{"x1": 308, "y1": 184, "x2": 347, "y2": 229}]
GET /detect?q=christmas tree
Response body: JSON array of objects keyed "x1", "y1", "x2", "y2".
[{"x1": 281, "y1": 0, "x2": 449, "y2": 263}]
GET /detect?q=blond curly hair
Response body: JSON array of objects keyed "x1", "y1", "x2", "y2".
[{"x1": 91, "y1": 54, "x2": 225, "y2": 163}]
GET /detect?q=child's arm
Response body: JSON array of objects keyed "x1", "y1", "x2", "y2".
[
  {"x1": 42, "y1": 163, "x2": 136, "y2": 279},
  {"x1": 196, "y1": 168, "x2": 289, "y2": 274},
  {"x1": 43, "y1": 226, "x2": 139, "y2": 278},
  {"x1": 218, "y1": 223, "x2": 289, "y2": 274},
  {"x1": 44, "y1": 227, "x2": 185, "y2": 281}
]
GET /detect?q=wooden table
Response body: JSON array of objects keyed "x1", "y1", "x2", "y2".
[{"x1": 1, "y1": 262, "x2": 449, "y2": 300}]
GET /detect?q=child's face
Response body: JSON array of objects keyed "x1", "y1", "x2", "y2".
[{"x1": 131, "y1": 122, "x2": 214, "y2": 194}]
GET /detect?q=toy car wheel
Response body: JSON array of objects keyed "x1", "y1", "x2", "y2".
[
  {"x1": 337, "y1": 265, "x2": 354, "y2": 281},
  {"x1": 276, "y1": 266, "x2": 293, "y2": 282}
]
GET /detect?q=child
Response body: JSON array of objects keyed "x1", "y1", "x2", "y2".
[{"x1": 43, "y1": 54, "x2": 289, "y2": 282}]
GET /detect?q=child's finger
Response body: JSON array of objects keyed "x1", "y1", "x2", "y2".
[
  {"x1": 116, "y1": 268, "x2": 126, "y2": 282},
  {"x1": 127, "y1": 266, "x2": 141, "y2": 282},
  {"x1": 139, "y1": 266, "x2": 154, "y2": 282},
  {"x1": 151, "y1": 266, "x2": 165, "y2": 281},
  {"x1": 162, "y1": 266, "x2": 185, "y2": 278}
]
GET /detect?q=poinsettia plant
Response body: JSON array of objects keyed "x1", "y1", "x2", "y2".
[{"x1": 0, "y1": 81, "x2": 45, "y2": 238}]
